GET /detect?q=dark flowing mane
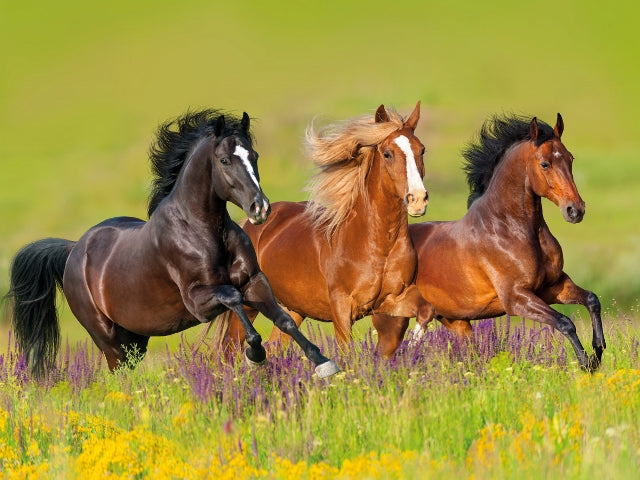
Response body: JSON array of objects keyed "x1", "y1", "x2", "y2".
[
  {"x1": 463, "y1": 114, "x2": 554, "y2": 207},
  {"x1": 147, "y1": 109, "x2": 254, "y2": 217}
]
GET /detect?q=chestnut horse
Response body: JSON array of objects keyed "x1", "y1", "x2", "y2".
[
  {"x1": 214, "y1": 103, "x2": 434, "y2": 355},
  {"x1": 372, "y1": 113, "x2": 605, "y2": 371},
  {"x1": 7, "y1": 109, "x2": 339, "y2": 378}
]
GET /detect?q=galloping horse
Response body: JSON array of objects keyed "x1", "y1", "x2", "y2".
[
  {"x1": 372, "y1": 114, "x2": 605, "y2": 371},
  {"x1": 215, "y1": 103, "x2": 434, "y2": 355},
  {"x1": 7, "y1": 109, "x2": 339, "y2": 378}
]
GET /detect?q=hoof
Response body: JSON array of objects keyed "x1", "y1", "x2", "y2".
[
  {"x1": 245, "y1": 347, "x2": 266, "y2": 368},
  {"x1": 588, "y1": 353, "x2": 601, "y2": 373},
  {"x1": 315, "y1": 360, "x2": 340, "y2": 378}
]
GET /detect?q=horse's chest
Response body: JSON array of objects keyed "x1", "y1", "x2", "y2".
[
  {"x1": 525, "y1": 239, "x2": 563, "y2": 289},
  {"x1": 359, "y1": 249, "x2": 415, "y2": 303}
]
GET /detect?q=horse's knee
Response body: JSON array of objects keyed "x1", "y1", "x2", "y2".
[
  {"x1": 416, "y1": 301, "x2": 435, "y2": 328},
  {"x1": 586, "y1": 291, "x2": 601, "y2": 312},
  {"x1": 555, "y1": 315, "x2": 577, "y2": 336},
  {"x1": 216, "y1": 285, "x2": 243, "y2": 307}
]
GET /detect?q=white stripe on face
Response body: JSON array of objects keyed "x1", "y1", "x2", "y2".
[
  {"x1": 393, "y1": 135, "x2": 425, "y2": 194},
  {"x1": 234, "y1": 145, "x2": 260, "y2": 189}
]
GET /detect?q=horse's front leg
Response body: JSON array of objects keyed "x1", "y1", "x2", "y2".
[
  {"x1": 376, "y1": 285, "x2": 435, "y2": 329},
  {"x1": 242, "y1": 273, "x2": 340, "y2": 378},
  {"x1": 503, "y1": 287, "x2": 597, "y2": 372},
  {"x1": 540, "y1": 273, "x2": 605, "y2": 368},
  {"x1": 372, "y1": 286, "x2": 435, "y2": 355},
  {"x1": 371, "y1": 314, "x2": 410, "y2": 357},
  {"x1": 187, "y1": 284, "x2": 266, "y2": 364}
]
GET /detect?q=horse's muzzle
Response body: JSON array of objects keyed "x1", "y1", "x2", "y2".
[
  {"x1": 406, "y1": 189, "x2": 429, "y2": 217},
  {"x1": 247, "y1": 195, "x2": 271, "y2": 225},
  {"x1": 563, "y1": 202, "x2": 585, "y2": 224}
]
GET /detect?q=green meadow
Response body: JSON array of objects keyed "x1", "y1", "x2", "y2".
[{"x1": 1, "y1": 2, "x2": 638, "y2": 335}]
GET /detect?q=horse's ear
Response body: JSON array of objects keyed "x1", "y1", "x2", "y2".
[
  {"x1": 529, "y1": 117, "x2": 539, "y2": 141},
  {"x1": 214, "y1": 115, "x2": 225, "y2": 137},
  {"x1": 375, "y1": 105, "x2": 389, "y2": 123},
  {"x1": 554, "y1": 113, "x2": 564, "y2": 138},
  {"x1": 241, "y1": 112, "x2": 250, "y2": 132},
  {"x1": 404, "y1": 101, "x2": 421, "y2": 130}
]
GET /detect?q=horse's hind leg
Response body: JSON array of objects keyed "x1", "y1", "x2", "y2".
[
  {"x1": 73, "y1": 308, "x2": 148, "y2": 371},
  {"x1": 113, "y1": 325, "x2": 150, "y2": 367},
  {"x1": 65, "y1": 277, "x2": 149, "y2": 371},
  {"x1": 541, "y1": 273, "x2": 605, "y2": 367}
]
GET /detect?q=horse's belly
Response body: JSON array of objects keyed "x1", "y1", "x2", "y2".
[{"x1": 416, "y1": 259, "x2": 505, "y2": 321}]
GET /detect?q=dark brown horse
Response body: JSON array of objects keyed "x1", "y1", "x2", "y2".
[
  {"x1": 372, "y1": 113, "x2": 605, "y2": 371},
  {"x1": 215, "y1": 103, "x2": 434, "y2": 355},
  {"x1": 6, "y1": 109, "x2": 339, "y2": 378}
]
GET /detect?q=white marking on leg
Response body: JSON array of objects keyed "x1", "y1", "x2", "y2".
[
  {"x1": 234, "y1": 145, "x2": 260, "y2": 189},
  {"x1": 394, "y1": 135, "x2": 425, "y2": 194},
  {"x1": 408, "y1": 323, "x2": 425, "y2": 348}
]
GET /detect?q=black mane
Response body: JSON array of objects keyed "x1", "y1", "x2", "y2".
[
  {"x1": 462, "y1": 114, "x2": 554, "y2": 207},
  {"x1": 147, "y1": 109, "x2": 254, "y2": 217}
]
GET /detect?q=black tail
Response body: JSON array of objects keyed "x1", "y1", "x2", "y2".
[{"x1": 5, "y1": 238, "x2": 75, "y2": 378}]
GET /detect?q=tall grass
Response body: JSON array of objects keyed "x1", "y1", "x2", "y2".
[{"x1": 1, "y1": 312, "x2": 639, "y2": 478}]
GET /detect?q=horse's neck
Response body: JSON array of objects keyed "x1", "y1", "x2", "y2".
[
  {"x1": 349, "y1": 154, "x2": 410, "y2": 245},
  {"x1": 166, "y1": 150, "x2": 228, "y2": 228},
  {"x1": 482, "y1": 148, "x2": 545, "y2": 229}
]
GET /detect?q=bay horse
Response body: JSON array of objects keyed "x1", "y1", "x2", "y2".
[
  {"x1": 6, "y1": 109, "x2": 339, "y2": 378},
  {"x1": 372, "y1": 113, "x2": 605, "y2": 372},
  {"x1": 214, "y1": 103, "x2": 434, "y2": 355}
]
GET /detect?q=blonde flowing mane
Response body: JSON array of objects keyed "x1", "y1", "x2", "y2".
[{"x1": 304, "y1": 107, "x2": 405, "y2": 237}]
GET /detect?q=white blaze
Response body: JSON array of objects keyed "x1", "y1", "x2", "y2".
[
  {"x1": 393, "y1": 135, "x2": 425, "y2": 194},
  {"x1": 234, "y1": 145, "x2": 260, "y2": 189}
]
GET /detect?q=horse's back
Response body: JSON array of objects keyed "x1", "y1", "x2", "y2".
[
  {"x1": 64, "y1": 216, "x2": 191, "y2": 334},
  {"x1": 67, "y1": 216, "x2": 147, "y2": 271}
]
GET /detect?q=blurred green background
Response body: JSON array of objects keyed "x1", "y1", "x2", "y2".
[{"x1": 1, "y1": 1, "x2": 638, "y2": 346}]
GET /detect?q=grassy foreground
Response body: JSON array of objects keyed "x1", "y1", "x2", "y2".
[{"x1": 1, "y1": 310, "x2": 639, "y2": 479}]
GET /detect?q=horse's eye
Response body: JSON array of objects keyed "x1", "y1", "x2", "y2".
[
  {"x1": 420, "y1": 147, "x2": 426, "y2": 156},
  {"x1": 540, "y1": 161, "x2": 550, "y2": 170},
  {"x1": 383, "y1": 151, "x2": 392, "y2": 160},
  {"x1": 220, "y1": 157, "x2": 230, "y2": 165}
]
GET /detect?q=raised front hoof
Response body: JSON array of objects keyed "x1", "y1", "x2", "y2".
[
  {"x1": 244, "y1": 345, "x2": 267, "y2": 367},
  {"x1": 315, "y1": 360, "x2": 340, "y2": 379}
]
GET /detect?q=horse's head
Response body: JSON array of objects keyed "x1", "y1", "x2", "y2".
[
  {"x1": 376, "y1": 102, "x2": 428, "y2": 217},
  {"x1": 527, "y1": 114, "x2": 585, "y2": 223},
  {"x1": 210, "y1": 113, "x2": 270, "y2": 224}
]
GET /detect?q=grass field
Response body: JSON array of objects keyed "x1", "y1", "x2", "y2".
[
  {"x1": 1, "y1": 314, "x2": 639, "y2": 479},
  {"x1": 1, "y1": 2, "x2": 639, "y2": 476}
]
